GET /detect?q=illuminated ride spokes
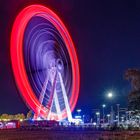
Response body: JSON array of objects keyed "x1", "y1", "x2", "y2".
[
  {"x1": 34, "y1": 57, "x2": 72, "y2": 121},
  {"x1": 10, "y1": 5, "x2": 80, "y2": 121}
]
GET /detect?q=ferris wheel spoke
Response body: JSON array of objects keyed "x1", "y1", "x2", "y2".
[
  {"x1": 39, "y1": 74, "x2": 49, "y2": 104},
  {"x1": 34, "y1": 73, "x2": 50, "y2": 119},
  {"x1": 47, "y1": 72, "x2": 62, "y2": 120},
  {"x1": 53, "y1": 85, "x2": 62, "y2": 120},
  {"x1": 58, "y1": 71, "x2": 73, "y2": 122}
]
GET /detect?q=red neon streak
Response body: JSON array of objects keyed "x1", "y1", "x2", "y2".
[{"x1": 10, "y1": 4, "x2": 80, "y2": 120}]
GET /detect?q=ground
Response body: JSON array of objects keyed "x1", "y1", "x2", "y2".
[{"x1": 0, "y1": 129, "x2": 140, "y2": 140}]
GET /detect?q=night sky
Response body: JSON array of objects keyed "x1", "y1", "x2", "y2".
[{"x1": 0, "y1": 0, "x2": 140, "y2": 115}]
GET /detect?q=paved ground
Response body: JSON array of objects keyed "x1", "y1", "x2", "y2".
[{"x1": 0, "y1": 129, "x2": 140, "y2": 140}]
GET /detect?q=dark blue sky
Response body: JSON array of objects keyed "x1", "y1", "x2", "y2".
[{"x1": 0, "y1": 0, "x2": 140, "y2": 115}]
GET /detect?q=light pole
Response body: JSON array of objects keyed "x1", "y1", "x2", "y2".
[
  {"x1": 110, "y1": 106, "x2": 114, "y2": 124},
  {"x1": 77, "y1": 109, "x2": 81, "y2": 116},
  {"x1": 96, "y1": 112, "x2": 100, "y2": 126},
  {"x1": 83, "y1": 115, "x2": 85, "y2": 123},
  {"x1": 102, "y1": 104, "x2": 106, "y2": 126},
  {"x1": 116, "y1": 104, "x2": 120, "y2": 126},
  {"x1": 128, "y1": 111, "x2": 131, "y2": 122},
  {"x1": 107, "y1": 114, "x2": 110, "y2": 124},
  {"x1": 106, "y1": 91, "x2": 114, "y2": 125}
]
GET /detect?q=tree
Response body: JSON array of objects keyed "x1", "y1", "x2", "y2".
[
  {"x1": 14, "y1": 113, "x2": 25, "y2": 120},
  {"x1": 20, "y1": 113, "x2": 25, "y2": 120},
  {"x1": 125, "y1": 69, "x2": 140, "y2": 112},
  {"x1": 0, "y1": 114, "x2": 9, "y2": 120},
  {"x1": 125, "y1": 69, "x2": 140, "y2": 91},
  {"x1": 8, "y1": 115, "x2": 14, "y2": 120},
  {"x1": 27, "y1": 110, "x2": 33, "y2": 119}
]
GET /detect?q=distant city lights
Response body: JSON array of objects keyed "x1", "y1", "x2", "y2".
[
  {"x1": 77, "y1": 109, "x2": 82, "y2": 113},
  {"x1": 96, "y1": 112, "x2": 100, "y2": 115},
  {"x1": 102, "y1": 104, "x2": 106, "y2": 108}
]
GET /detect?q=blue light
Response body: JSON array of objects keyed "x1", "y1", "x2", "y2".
[{"x1": 75, "y1": 115, "x2": 82, "y2": 119}]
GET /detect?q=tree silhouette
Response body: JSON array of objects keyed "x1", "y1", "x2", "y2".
[
  {"x1": 27, "y1": 110, "x2": 33, "y2": 119},
  {"x1": 125, "y1": 69, "x2": 140, "y2": 112}
]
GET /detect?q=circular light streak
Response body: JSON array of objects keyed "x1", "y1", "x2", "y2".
[{"x1": 10, "y1": 4, "x2": 80, "y2": 120}]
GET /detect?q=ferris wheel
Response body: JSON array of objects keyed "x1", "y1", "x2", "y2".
[{"x1": 10, "y1": 5, "x2": 80, "y2": 121}]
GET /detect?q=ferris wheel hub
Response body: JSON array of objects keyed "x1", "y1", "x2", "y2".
[{"x1": 56, "y1": 59, "x2": 64, "y2": 72}]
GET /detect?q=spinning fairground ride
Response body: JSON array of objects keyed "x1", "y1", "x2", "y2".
[{"x1": 10, "y1": 4, "x2": 80, "y2": 122}]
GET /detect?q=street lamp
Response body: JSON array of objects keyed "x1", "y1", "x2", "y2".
[
  {"x1": 96, "y1": 112, "x2": 100, "y2": 115},
  {"x1": 77, "y1": 109, "x2": 81, "y2": 116},
  {"x1": 102, "y1": 104, "x2": 106, "y2": 126},
  {"x1": 107, "y1": 114, "x2": 110, "y2": 124},
  {"x1": 96, "y1": 112, "x2": 100, "y2": 125},
  {"x1": 106, "y1": 91, "x2": 114, "y2": 124},
  {"x1": 116, "y1": 104, "x2": 120, "y2": 126}
]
